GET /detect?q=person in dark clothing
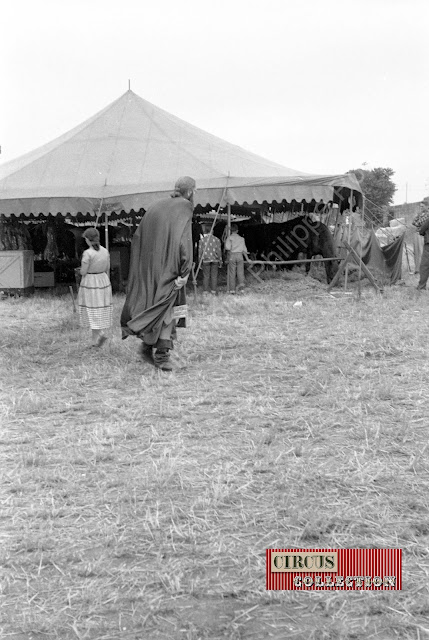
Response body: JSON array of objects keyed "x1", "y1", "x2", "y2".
[
  {"x1": 417, "y1": 205, "x2": 429, "y2": 290},
  {"x1": 120, "y1": 177, "x2": 195, "y2": 371}
]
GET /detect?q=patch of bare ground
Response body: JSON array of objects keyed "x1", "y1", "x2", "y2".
[{"x1": 0, "y1": 271, "x2": 428, "y2": 639}]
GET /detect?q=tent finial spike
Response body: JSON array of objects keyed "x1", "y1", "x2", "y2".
[{"x1": 128, "y1": 79, "x2": 131, "y2": 91}]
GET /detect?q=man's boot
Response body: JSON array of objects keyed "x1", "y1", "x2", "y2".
[
  {"x1": 153, "y1": 348, "x2": 173, "y2": 371},
  {"x1": 140, "y1": 342, "x2": 154, "y2": 363}
]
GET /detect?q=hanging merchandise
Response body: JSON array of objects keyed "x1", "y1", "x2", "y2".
[
  {"x1": 0, "y1": 219, "x2": 33, "y2": 251},
  {"x1": 43, "y1": 226, "x2": 59, "y2": 263}
]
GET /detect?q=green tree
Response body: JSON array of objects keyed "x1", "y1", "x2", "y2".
[{"x1": 350, "y1": 167, "x2": 397, "y2": 226}]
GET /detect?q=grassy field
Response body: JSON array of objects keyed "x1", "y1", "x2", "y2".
[{"x1": 1, "y1": 267, "x2": 429, "y2": 640}]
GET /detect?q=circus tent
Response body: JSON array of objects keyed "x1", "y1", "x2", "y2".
[{"x1": 0, "y1": 90, "x2": 361, "y2": 219}]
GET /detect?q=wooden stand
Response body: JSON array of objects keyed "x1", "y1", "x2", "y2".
[
  {"x1": 327, "y1": 241, "x2": 382, "y2": 294},
  {"x1": 0, "y1": 250, "x2": 34, "y2": 295}
]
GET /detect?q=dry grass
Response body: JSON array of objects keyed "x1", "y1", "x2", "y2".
[{"x1": 1, "y1": 267, "x2": 429, "y2": 639}]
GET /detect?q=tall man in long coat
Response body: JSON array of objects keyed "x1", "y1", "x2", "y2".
[{"x1": 121, "y1": 177, "x2": 195, "y2": 371}]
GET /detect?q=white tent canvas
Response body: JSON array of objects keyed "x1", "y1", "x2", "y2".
[{"x1": 0, "y1": 90, "x2": 361, "y2": 217}]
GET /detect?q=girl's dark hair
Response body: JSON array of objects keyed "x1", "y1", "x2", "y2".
[{"x1": 82, "y1": 227, "x2": 100, "y2": 251}]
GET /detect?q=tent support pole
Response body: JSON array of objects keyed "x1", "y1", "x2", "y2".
[
  {"x1": 105, "y1": 211, "x2": 109, "y2": 251},
  {"x1": 226, "y1": 202, "x2": 231, "y2": 293},
  {"x1": 344, "y1": 189, "x2": 353, "y2": 291},
  {"x1": 191, "y1": 263, "x2": 198, "y2": 302},
  {"x1": 191, "y1": 176, "x2": 230, "y2": 301},
  {"x1": 194, "y1": 181, "x2": 229, "y2": 281}
]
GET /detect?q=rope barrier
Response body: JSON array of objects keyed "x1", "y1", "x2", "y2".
[{"x1": 246, "y1": 257, "x2": 338, "y2": 266}]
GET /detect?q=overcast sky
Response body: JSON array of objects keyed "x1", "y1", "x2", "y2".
[{"x1": 2, "y1": 0, "x2": 428, "y2": 205}]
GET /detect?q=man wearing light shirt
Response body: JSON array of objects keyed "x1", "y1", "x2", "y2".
[{"x1": 225, "y1": 224, "x2": 249, "y2": 294}]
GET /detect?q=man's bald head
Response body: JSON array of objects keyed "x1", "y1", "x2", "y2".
[{"x1": 171, "y1": 176, "x2": 196, "y2": 202}]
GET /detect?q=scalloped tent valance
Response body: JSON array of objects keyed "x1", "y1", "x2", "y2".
[{"x1": 0, "y1": 90, "x2": 361, "y2": 218}]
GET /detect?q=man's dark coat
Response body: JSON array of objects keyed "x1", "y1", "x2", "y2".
[{"x1": 120, "y1": 196, "x2": 193, "y2": 344}]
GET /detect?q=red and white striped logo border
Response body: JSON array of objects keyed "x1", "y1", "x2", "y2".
[{"x1": 266, "y1": 548, "x2": 402, "y2": 590}]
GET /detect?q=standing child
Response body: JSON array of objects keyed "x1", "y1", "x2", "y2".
[
  {"x1": 199, "y1": 223, "x2": 222, "y2": 295},
  {"x1": 78, "y1": 227, "x2": 112, "y2": 347},
  {"x1": 225, "y1": 224, "x2": 249, "y2": 293}
]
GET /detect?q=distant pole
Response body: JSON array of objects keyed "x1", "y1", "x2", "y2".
[{"x1": 128, "y1": 79, "x2": 131, "y2": 90}]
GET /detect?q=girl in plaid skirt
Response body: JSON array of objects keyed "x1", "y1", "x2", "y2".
[{"x1": 77, "y1": 228, "x2": 112, "y2": 347}]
